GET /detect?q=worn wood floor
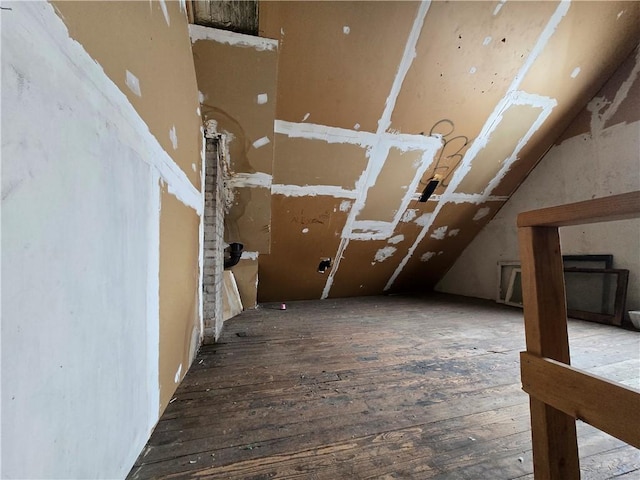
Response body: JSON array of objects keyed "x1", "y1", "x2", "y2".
[{"x1": 129, "y1": 294, "x2": 640, "y2": 480}]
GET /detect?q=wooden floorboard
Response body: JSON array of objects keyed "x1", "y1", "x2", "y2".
[{"x1": 128, "y1": 294, "x2": 640, "y2": 480}]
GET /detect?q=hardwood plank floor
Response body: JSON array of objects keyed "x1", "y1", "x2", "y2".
[{"x1": 128, "y1": 294, "x2": 640, "y2": 479}]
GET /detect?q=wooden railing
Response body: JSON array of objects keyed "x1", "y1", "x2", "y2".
[{"x1": 517, "y1": 191, "x2": 640, "y2": 479}]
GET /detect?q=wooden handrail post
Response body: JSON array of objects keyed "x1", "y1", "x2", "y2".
[{"x1": 518, "y1": 226, "x2": 579, "y2": 479}]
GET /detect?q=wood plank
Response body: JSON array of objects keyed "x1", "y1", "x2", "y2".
[
  {"x1": 520, "y1": 352, "x2": 640, "y2": 448},
  {"x1": 127, "y1": 294, "x2": 639, "y2": 480},
  {"x1": 518, "y1": 225, "x2": 579, "y2": 480},
  {"x1": 517, "y1": 191, "x2": 640, "y2": 227}
]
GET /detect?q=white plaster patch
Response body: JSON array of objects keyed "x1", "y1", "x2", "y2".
[
  {"x1": 339, "y1": 200, "x2": 352, "y2": 212},
  {"x1": 377, "y1": 2, "x2": 431, "y2": 134},
  {"x1": 196, "y1": 106, "x2": 201, "y2": 116},
  {"x1": 125, "y1": 70, "x2": 141, "y2": 97},
  {"x1": 343, "y1": 25, "x2": 350, "y2": 35},
  {"x1": 493, "y1": 0, "x2": 507, "y2": 16},
  {"x1": 158, "y1": 0, "x2": 170, "y2": 26},
  {"x1": 169, "y1": 125, "x2": 178, "y2": 150},
  {"x1": 617, "y1": 10, "x2": 624, "y2": 19},
  {"x1": 302, "y1": 113, "x2": 310, "y2": 122},
  {"x1": 415, "y1": 213, "x2": 432, "y2": 227},
  {"x1": 587, "y1": 47, "x2": 640, "y2": 135},
  {"x1": 570, "y1": 67, "x2": 581, "y2": 79},
  {"x1": 189, "y1": 24, "x2": 278, "y2": 51},
  {"x1": 388, "y1": 234, "x2": 405, "y2": 245},
  {"x1": 280, "y1": 27, "x2": 285, "y2": 36},
  {"x1": 469, "y1": 67, "x2": 477, "y2": 74},
  {"x1": 198, "y1": 91, "x2": 205, "y2": 103},
  {"x1": 221, "y1": 130, "x2": 235, "y2": 144},
  {"x1": 354, "y1": 123, "x2": 360, "y2": 130},
  {"x1": 240, "y1": 251, "x2": 259, "y2": 261},
  {"x1": 227, "y1": 172, "x2": 272, "y2": 189},
  {"x1": 271, "y1": 184, "x2": 357, "y2": 199},
  {"x1": 174, "y1": 363, "x2": 182, "y2": 383},
  {"x1": 402, "y1": 209, "x2": 418, "y2": 222},
  {"x1": 302, "y1": 228, "x2": 310, "y2": 234},
  {"x1": 430, "y1": 226, "x2": 448, "y2": 240},
  {"x1": 252, "y1": 136, "x2": 271, "y2": 149},
  {"x1": 205, "y1": 119, "x2": 218, "y2": 137},
  {"x1": 448, "y1": 228, "x2": 460, "y2": 237},
  {"x1": 191, "y1": 163, "x2": 196, "y2": 172},
  {"x1": 483, "y1": 36, "x2": 492, "y2": 46},
  {"x1": 473, "y1": 207, "x2": 491, "y2": 221},
  {"x1": 374, "y1": 246, "x2": 397, "y2": 263},
  {"x1": 256, "y1": 93, "x2": 268, "y2": 105},
  {"x1": 420, "y1": 252, "x2": 436, "y2": 262}
]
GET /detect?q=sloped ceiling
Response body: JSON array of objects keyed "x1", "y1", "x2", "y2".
[{"x1": 216, "y1": 1, "x2": 640, "y2": 302}]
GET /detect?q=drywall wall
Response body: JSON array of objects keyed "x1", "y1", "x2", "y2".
[
  {"x1": 1, "y1": 2, "x2": 202, "y2": 478},
  {"x1": 158, "y1": 188, "x2": 201, "y2": 411},
  {"x1": 52, "y1": 0, "x2": 203, "y2": 190},
  {"x1": 53, "y1": 0, "x2": 205, "y2": 414},
  {"x1": 256, "y1": 1, "x2": 639, "y2": 302},
  {"x1": 437, "y1": 45, "x2": 640, "y2": 312}
]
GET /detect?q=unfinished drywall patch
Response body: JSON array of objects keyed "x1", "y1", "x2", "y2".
[
  {"x1": 258, "y1": 195, "x2": 350, "y2": 302},
  {"x1": 356, "y1": 148, "x2": 425, "y2": 223},
  {"x1": 53, "y1": 0, "x2": 203, "y2": 190},
  {"x1": 455, "y1": 103, "x2": 545, "y2": 194},
  {"x1": 388, "y1": 234, "x2": 405, "y2": 245},
  {"x1": 374, "y1": 246, "x2": 397, "y2": 263},
  {"x1": 158, "y1": 187, "x2": 201, "y2": 412},
  {"x1": 126, "y1": 70, "x2": 142, "y2": 97},
  {"x1": 272, "y1": 134, "x2": 369, "y2": 189},
  {"x1": 558, "y1": 46, "x2": 640, "y2": 143},
  {"x1": 386, "y1": 200, "x2": 503, "y2": 293},
  {"x1": 224, "y1": 186, "x2": 271, "y2": 253},
  {"x1": 329, "y1": 221, "x2": 421, "y2": 297},
  {"x1": 259, "y1": 1, "x2": 420, "y2": 132}
]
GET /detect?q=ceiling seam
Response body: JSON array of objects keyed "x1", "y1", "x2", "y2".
[
  {"x1": 384, "y1": 0, "x2": 571, "y2": 291},
  {"x1": 321, "y1": 0, "x2": 433, "y2": 299}
]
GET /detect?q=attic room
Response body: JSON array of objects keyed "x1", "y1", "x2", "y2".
[{"x1": 2, "y1": 0, "x2": 639, "y2": 478}]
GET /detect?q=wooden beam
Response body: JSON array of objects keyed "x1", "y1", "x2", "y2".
[
  {"x1": 518, "y1": 227, "x2": 570, "y2": 361},
  {"x1": 521, "y1": 352, "x2": 640, "y2": 449},
  {"x1": 517, "y1": 191, "x2": 640, "y2": 227},
  {"x1": 518, "y1": 226, "x2": 579, "y2": 479}
]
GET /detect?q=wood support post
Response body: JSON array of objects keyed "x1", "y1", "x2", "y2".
[
  {"x1": 518, "y1": 226, "x2": 579, "y2": 480},
  {"x1": 517, "y1": 192, "x2": 640, "y2": 479}
]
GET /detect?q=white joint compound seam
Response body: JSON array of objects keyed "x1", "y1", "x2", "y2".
[
  {"x1": 384, "y1": 0, "x2": 570, "y2": 291},
  {"x1": 321, "y1": 1, "x2": 434, "y2": 299},
  {"x1": 189, "y1": 24, "x2": 278, "y2": 51}
]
